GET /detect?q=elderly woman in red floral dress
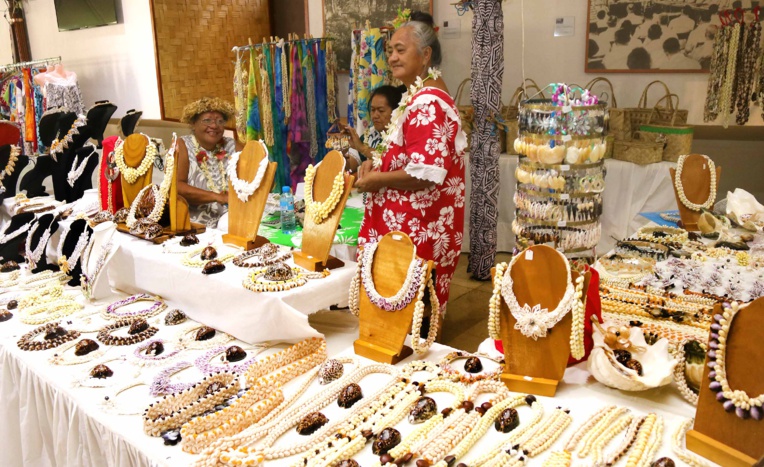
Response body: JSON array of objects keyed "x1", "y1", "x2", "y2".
[{"x1": 355, "y1": 12, "x2": 467, "y2": 316}]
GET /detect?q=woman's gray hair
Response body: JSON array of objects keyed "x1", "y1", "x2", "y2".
[{"x1": 400, "y1": 20, "x2": 442, "y2": 67}]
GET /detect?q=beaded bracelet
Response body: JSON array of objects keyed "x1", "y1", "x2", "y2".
[
  {"x1": 96, "y1": 318, "x2": 158, "y2": 346},
  {"x1": 100, "y1": 293, "x2": 167, "y2": 320},
  {"x1": 17, "y1": 321, "x2": 81, "y2": 351}
]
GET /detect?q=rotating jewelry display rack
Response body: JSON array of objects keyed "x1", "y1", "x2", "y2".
[{"x1": 512, "y1": 83, "x2": 607, "y2": 260}]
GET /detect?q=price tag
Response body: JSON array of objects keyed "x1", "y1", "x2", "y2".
[
  {"x1": 560, "y1": 193, "x2": 570, "y2": 200},
  {"x1": 525, "y1": 249, "x2": 534, "y2": 261},
  {"x1": 562, "y1": 105, "x2": 572, "y2": 114},
  {"x1": 557, "y1": 221, "x2": 567, "y2": 227},
  {"x1": 560, "y1": 164, "x2": 570, "y2": 172},
  {"x1": 562, "y1": 134, "x2": 572, "y2": 142},
  {"x1": 392, "y1": 234, "x2": 403, "y2": 241},
  {"x1": 523, "y1": 375, "x2": 534, "y2": 382}
]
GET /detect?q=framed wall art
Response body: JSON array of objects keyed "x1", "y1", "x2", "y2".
[
  {"x1": 586, "y1": 0, "x2": 722, "y2": 73},
  {"x1": 323, "y1": 0, "x2": 433, "y2": 71}
]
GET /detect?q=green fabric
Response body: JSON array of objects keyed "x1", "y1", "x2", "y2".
[
  {"x1": 639, "y1": 125, "x2": 694, "y2": 135},
  {"x1": 258, "y1": 206, "x2": 364, "y2": 247}
]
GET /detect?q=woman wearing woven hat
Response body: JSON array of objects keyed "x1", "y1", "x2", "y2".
[{"x1": 176, "y1": 97, "x2": 242, "y2": 227}]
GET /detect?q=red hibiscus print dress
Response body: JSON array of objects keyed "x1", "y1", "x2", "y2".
[{"x1": 358, "y1": 87, "x2": 468, "y2": 314}]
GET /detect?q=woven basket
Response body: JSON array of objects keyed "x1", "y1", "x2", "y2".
[
  {"x1": 455, "y1": 79, "x2": 474, "y2": 149},
  {"x1": 613, "y1": 140, "x2": 664, "y2": 165},
  {"x1": 626, "y1": 81, "x2": 688, "y2": 139}
]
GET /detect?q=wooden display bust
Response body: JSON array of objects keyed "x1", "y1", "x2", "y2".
[
  {"x1": 222, "y1": 140, "x2": 276, "y2": 250},
  {"x1": 687, "y1": 298, "x2": 764, "y2": 467},
  {"x1": 120, "y1": 133, "x2": 154, "y2": 208},
  {"x1": 293, "y1": 150, "x2": 354, "y2": 271},
  {"x1": 354, "y1": 231, "x2": 435, "y2": 364},
  {"x1": 493, "y1": 245, "x2": 591, "y2": 397},
  {"x1": 669, "y1": 154, "x2": 721, "y2": 231}
]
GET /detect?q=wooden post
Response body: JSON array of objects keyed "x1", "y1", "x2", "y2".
[
  {"x1": 222, "y1": 140, "x2": 276, "y2": 249},
  {"x1": 687, "y1": 299, "x2": 764, "y2": 467},
  {"x1": 670, "y1": 154, "x2": 722, "y2": 232},
  {"x1": 292, "y1": 150, "x2": 354, "y2": 271},
  {"x1": 494, "y1": 245, "x2": 591, "y2": 397},
  {"x1": 353, "y1": 231, "x2": 435, "y2": 364}
]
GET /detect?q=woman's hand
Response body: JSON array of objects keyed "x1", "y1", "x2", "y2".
[
  {"x1": 340, "y1": 122, "x2": 364, "y2": 151},
  {"x1": 215, "y1": 191, "x2": 229, "y2": 204},
  {"x1": 354, "y1": 170, "x2": 385, "y2": 193},
  {"x1": 357, "y1": 160, "x2": 373, "y2": 181}
]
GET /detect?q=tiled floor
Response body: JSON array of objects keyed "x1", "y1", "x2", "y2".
[{"x1": 439, "y1": 252, "x2": 512, "y2": 352}]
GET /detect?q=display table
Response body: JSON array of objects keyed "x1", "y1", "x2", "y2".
[
  {"x1": 107, "y1": 231, "x2": 356, "y2": 344},
  {"x1": 0, "y1": 305, "x2": 707, "y2": 467},
  {"x1": 462, "y1": 155, "x2": 677, "y2": 254}
]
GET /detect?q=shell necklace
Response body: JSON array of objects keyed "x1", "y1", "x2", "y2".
[
  {"x1": 304, "y1": 158, "x2": 346, "y2": 224},
  {"x1": 0, "y1": 144, "x2": 19, "y2": 193},
  {"x1": 358, "y1": 240, "x2": 424, "y2": 312},
  {"x1": 67, "y1": 144, "x2": 97, "y2": 187},
  {"x1": 0, "y1": 222, "x2": 30, "y2": 244},
  {"x1": 192, "y1": 136, "x2": 228, "y2": 193},
  {"x1": 497, "y1": 250, "x2": 575, "y2": 340},
  {"x1": 126, "y1": 134, "x2": 176, "y2": 228},
  {"x1": 674, "y1": 154, "x2": 717, "y2": 211},
  {"x1": 25, "y1": 221, "x2": 55, "y2": 269},
  {"x1": 114, "y1": 133, "x2": 157, "y2": 184},
  {"x1": 226, "y1": 142, "x2": 269, "y2": 203},
  {"x1": 56, "y1": 227, "x2": 91, "y2": 274}
]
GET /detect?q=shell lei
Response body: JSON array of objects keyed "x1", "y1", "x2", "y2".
[
  {"x1": 708, "y1": 301, "x2": 764, "y2": 420},
  {"x1": 674, "y1": 154, "x2": 717, "y2": 211},
  {"x1": 303, "y1": 160, "x2": 345, "y2": 224},
  {"x1": 226, "y1": 142, "x2": 269, "y2": 203},
  {"x1": 125, "y1": 134, "x2": 176, "y2": 229},
  {"x1": 114, "y1": 134, "x2": 158, "y2": 184}
]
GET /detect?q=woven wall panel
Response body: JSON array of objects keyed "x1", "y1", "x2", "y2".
[{"x1": 151, "y1": 0, "x2": 270, "y2": 121}]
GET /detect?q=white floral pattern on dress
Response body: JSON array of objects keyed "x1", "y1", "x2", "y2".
[{"x1": 359, "y1": 88, "x2": 466, "y2": 314}]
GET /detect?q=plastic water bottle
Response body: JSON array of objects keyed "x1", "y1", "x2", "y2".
[{"x1": 280, "y1": 186, "x2": 296, "y2": 234}]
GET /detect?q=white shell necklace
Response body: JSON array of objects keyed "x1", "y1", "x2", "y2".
[
  {"x1": 226, "y1": 141, "x2": 269, "y2": 203},
  {"x1": 25, "y1": 221, "x2": 55, "y2": 268},
  {"x1": 674, "y1": 154, "x2": 717, "y2": 211},
  {"x1": 360, "y1": 241, "x2": 424, "y2": 312},
  {"x1": 56, "y1": 227, "x2": 92, "y2": 274},
  {"x1": 67, "y1": 144, "x2": 98, "y2": 187},
  {"x1": 500, "y1": 250, "x2": 575, "y2": 340},
  {"x1": 0, "y1": 222, "x2": 30, "y2": 244}
]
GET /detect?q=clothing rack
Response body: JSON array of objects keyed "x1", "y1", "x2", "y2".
[
  {"x1": 0, "y1": 56, "x2": 62, "y2": 73},
  {"x1": 232, "y1": 37, "x2": 334, "y2": 53}
]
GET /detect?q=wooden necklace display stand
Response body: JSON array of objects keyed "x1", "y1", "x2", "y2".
[
  {"x1": 222, "y1": 140, "x2": 276, "y2": 250},
  {"x1": 493, "y1": 245, "x2": 591, "y2": 397},
  {"x1": 117, "y1": 136, "x2": 204, "y2": 242},
  {"x1": 119, "y1": 133, "x2": 154, "y2": 208},
  {"x1": 670, "y1": 154, "x2": 722, "y2": 232},
  {"x1": 293, "y1": 150, "x2": 354, "y2": 271},
  {"x1": 354, "y1": 231, "x2": 435, "y2": 364},
  {"x1": 687, "y1": 298, "x2": 764, "y2": 467}
]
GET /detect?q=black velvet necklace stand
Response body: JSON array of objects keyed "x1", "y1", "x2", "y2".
[
  {"x1": 19, "y1": 111, "x2": 76, "y2": 198},
  {"x1": 120, "y1": 109, "x2": 142, "y2": 137},
  {"x1": 25, "y1": 213, "x2": 59, "y2": 273},
  {"x1": 0, "y1": 144, "x2": 29, "y2": 201},
  {"x1": 88, "y1": 101, "x2": 118, "y2": 146},
  {"x1": 57, "y1": 218, "x2": 92, "y2": 286},
  {"x1": 0, "y1": 212, "x2": 35, "y2": 263}
]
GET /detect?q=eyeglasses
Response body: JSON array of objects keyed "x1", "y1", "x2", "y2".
[{"x1": 200, "y1": 118, "x2": 226, "y2": 127}]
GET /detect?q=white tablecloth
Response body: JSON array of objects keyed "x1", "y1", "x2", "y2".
[
  {"x1": 107, "y1": 231, "x2": 356, "y2": 345},
  {"x1": 463, "y1": 156, "x2": 677, "y2": 254},
  {"x1": 0, "y1": 305, "x2": 708, "y2": 467}
]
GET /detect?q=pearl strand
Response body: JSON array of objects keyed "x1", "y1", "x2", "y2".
[
  {"x1": 600, "y1": 416, "x2": 644, "y2": 467},
  {"x1": 19, "y1": 299, "x2": 83, "y2": 325},
  {"x1": 624, "y1": 413, "x2": 661, "y2": 467},
  {"x1": 672, "y1": 419, "x2": 711, "y2": 467},
  {"x1": 569, "y1": 275, "x2": 586, "y2": 360},
  {"x1": 564, "y1": 405, "x2": 616, "y2": 452},
  {"x1": 411, "y1": 267, "x2": 439, "y2": 354},
  {"x1": 576, "y1": 406, "x2": 630, "y2": 458},
  {"x1": 522, "y1": 407, "x2": 573, "y2": 458},
  {"x1": 488, "y1": 262, "x2": 508, "y2": 340},
  {"x1": 674, "y1": 154, "x2": 717, "y2": 211},
  {"x1": 589, "y1": 412, "x2": 633, "y2": 463}
]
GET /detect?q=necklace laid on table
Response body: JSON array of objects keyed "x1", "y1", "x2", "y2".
[
  {"x1": 373, "y1": 67, "x2": 442, "y2": 169},
  {"x1": 114, "y1": 134, "x2": 157, "y2": 184},
  {"x1": 192, "y1": 136, "x2": 228, "y2": 193},
  {"x1": 674, "y1": 154, "x2": 717, "y2": 211},
  {"x1": 303, "y1": 158, "x2": 346, "y2": 224},
  {"x1": 226, "y1": 144, "x2": 269, "y2": 203}
]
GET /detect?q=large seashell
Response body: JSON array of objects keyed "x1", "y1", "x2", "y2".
[
  {"x1": 0, "y1": 310, "x2": 11, "y2": 322},
  {"x1": 144, "y1": 340, "x2": 164, "y2": 356},
  {"x1": 180, "y1": 234, "x2": 199, "y2": 247},
  {"x1": 196, "y1": 326, "x2": 216, "y2": 341},
  {"x1": 318, "y1": 359, "x2": 344, "y2": 385},
  {"x1": 495, "y1": 407, "x2": 520, "y2": 433},
  {"x1": 128, "y1": 319, "x2": 149, "y2": 335},
  {"x1": 200, "y1": 246, "x2": 218, "y2": 261},
  {"x1": 337, "y1": 383, "x2": 363, "y2": 408},
  {"x1": 565, "y1": 146, "x2": 581, "y2": 165},
  {"x1": 90, "y1": 364, "x2": 113, "y2": 379},
  {"x1": 409, "y1": 396, "x2": 438, "y2": 424},
  {"x1": 588, "y1": 320, "x2": 676, "y2": 391},
  {"x1": 74, "y1": 339, "x2": 99, "y2": 356},
  {"x1": 296, "y1": 412, "x2": 328, "y2": 435},
  {"x1": 225, "y1": 345, "x2": 246, "y2": 362},
  {"x1": 202, "y1": 260, "x2": 225, "y2": 275},
  {"x1": 136, "y1": 187, "x2": 156, "y2": 218},
  {"x1": 464, "y1": 356, "x2": 483, "y2": 373},
  {"x1": 164, "y1": 309, "x2": 187, "y2": 326},
  {"x1": 113, "y1": 208, "x2": 129, "y2": 224},
  {"x1": 550, "y1": 144, "x2": 566, "y2": 164},
  {"x1": 372, "y1": 427, "x2": 401, "y2": 455},
  {"x1": 1, "y1": 260, "x2": 20, "y2": 272},
  {"x1": 144, "y1": 223, "x2": 164, "y2": 240},
  {"x1": 44, "y1": 326, "x2": 67, "y2": 340}
]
